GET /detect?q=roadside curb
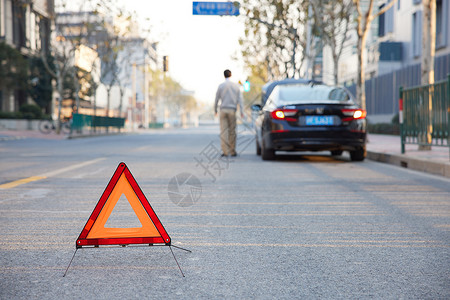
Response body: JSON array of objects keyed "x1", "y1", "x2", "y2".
[
  {"x1": 367, "y1": 151, "x2": 450, "y2": 178},
  {"x1": 67, "y1": 132, "x2": 129, "y2": 139}
]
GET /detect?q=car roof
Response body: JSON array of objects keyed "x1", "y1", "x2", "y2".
[{"x1": 261, "y1": 78, "x2": 323, "y2": 105}]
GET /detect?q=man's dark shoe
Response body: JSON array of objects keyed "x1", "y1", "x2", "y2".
[
  {"x1": 221, "y1": 153, "x2": 228, "y2": 157},
  {"x1": 231, "y1": 153, "x2": 237, "y2": 157}
]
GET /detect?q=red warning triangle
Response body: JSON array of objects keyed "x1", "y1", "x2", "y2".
[{"x1": 76, "y1": 162, "x2": 171, "y2": 247}]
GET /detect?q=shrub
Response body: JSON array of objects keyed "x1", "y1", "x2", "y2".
[
  {"x1": 19, "y1": 104, "x2": 43, "y2": 120},
  {"x1": 391, "y1": 113, "x2": 399, "y2": 124},
  {"x1": 0, "y1": 111, "x2": 23, "y2": 119}
]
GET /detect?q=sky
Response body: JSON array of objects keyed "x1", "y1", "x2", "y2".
[{"x1": 121, "y1": 0, "x2": 247, "y2": 105}]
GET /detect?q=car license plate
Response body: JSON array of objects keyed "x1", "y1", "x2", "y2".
[{"x1": 305, "y1": 116, "x2": 334, "y2": 125}]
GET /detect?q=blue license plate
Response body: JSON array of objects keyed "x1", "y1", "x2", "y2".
[{"x1": 305, "y1": 116, "x2": 334, "y2": 125}]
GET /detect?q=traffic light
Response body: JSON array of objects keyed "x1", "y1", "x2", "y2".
[
  {"x1": 243, "y1": 80, "x2": 250, "y2": 92},
  {"x1": 163, "y1": 56, "x2": 168, "y2": 72}
]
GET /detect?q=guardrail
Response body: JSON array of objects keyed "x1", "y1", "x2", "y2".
[
  {"x1": 71, "y1": 113, "x2": 125, "y2": 133},
  {"x1": 399, "y1": 75, "x2": 449, "y2": 159}
]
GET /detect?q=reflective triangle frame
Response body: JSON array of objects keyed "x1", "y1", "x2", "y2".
[{"x1": 76, "y1": 162, "x2": 171, "y2": 248}]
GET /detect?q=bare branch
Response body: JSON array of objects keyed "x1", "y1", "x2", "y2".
[{"x1": 373, "y1": 0, "x2": 398, "y2": 19}]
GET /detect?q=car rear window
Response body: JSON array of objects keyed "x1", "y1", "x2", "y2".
[{"x1": 276, "y1": 85, "x2": 352, "y2": 104}]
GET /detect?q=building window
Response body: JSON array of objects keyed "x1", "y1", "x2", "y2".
[
  {"x1": 412, "y1": 11, "x2": 422, "y2": 57},
  {"x1": 436, "y1": 0, "x2": 448, "y2": 48},
  {"x1": 385, "y1": 1, "x2": 394, "y2": 33},
  {"x1": 12, "y1": 2, "x2": 26, "y2": 48},
  {"x1": 378, "y1": 1, "x2": 394, "y2": 37},
  {"x1": 379, "y1": 4, "x2": 386, "y2": 37},
  {"x1": 39, "y1": 18, "x2": 51, "y2": 54}
]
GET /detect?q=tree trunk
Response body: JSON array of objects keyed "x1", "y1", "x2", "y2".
[
  {"x1": 118, "y1": 89, "x2": 124, "y2": 118},
  {"x1": 74, "y1": 71, "x2": 80, "y2": 115},
  {"x1": 333, "y1": 53, "x2": 339, "y2": 86},
  {"x1": 356, "y1": 32, "x2": 368, "y2": 110},
  {"x1": 419, "y1": 0, "x2": 436, "y2": 150},
  {"x1": 106, "y1": 88, "x2": 111, "y2": 117},
  {"x1": 56, "y1": 70, "x2": 63, "y2": 134}
]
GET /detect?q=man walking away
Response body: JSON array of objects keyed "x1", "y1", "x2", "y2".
[{"x1": 214, "y1": 69, "x2": 244, "y2": 157}]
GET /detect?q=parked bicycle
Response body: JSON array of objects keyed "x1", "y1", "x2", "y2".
[{"x1": 39, "y1": 119, "x2": 71, "y2": 134}]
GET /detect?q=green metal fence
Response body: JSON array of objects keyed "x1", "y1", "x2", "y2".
[
  {"x1": 71, "y1": 113, "x2": 125, "y2": 132},
  {"x1": 399, "y1": 75, "x2": 449, "y2": 157}
]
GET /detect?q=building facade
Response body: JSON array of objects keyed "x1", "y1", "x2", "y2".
[
  {"x1": 0, "y1": 0, "x2": 54, "y2": 112},
  {"x1": 324, "y1": 0, "x2": 450, "y2": 121},
  {"x1": 55, "y1": 11, "x2": 162, "y2": 127}
]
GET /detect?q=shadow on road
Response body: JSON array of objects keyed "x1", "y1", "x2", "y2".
[{"x1": 271, "y1": 152, "x2": 350, "y2": 163}]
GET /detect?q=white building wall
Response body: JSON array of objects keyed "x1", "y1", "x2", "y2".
[
  {"x1": 337, "y1": 0, "x2": 450, "y2": 83},
  {"x1": 4, "y1": 0, "x2": 13, "y2": 45},
  {"x1": 0, "y1": 0, "x2": 4, "y2": 37}
]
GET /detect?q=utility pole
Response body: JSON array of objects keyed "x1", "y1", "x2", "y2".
[
  {"x1": 144, "y1": 60, "x2": 149, "y2": 129},
  {"x1": 131, "y1": 62, "x2": 136, "y2": 130}
]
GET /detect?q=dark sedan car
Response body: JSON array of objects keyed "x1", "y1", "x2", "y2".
[{"x1": 252, "y1": 81, "x2": 367, "y2": 161}]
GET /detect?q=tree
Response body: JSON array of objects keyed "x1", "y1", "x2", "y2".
[
  {"x1": 353, "y1": 0, "x2": 397, "y2": 110},
  {"x1": 311, "y1": 0, "x2": 353, "y2": 85},
  {"x1": 0, "y1": 41, "x2": 29, "y2": 95},
  {"x1": 115, "y1": 49, "x2": 132, "y2": 118},
  {"x1": 147, "y1": 69, "x2": 197, "y2": 126},
  {"x1": 239, "y1": 0, "x2": 310, "y2": 80},
  {"x1": 40, "y1": 33, "x2": 75, "y2": 133},
  {"x1": 29, "y1": 55, "x2": 54, "y2": 113},
  {"x1": 97, "y1": 7, "x2": 135, "y2": 117},
  {"x1": 420, "y1": 0, "x2": 436, "y2": 149},
  {"x1": 99, "y1": 36, "x2": 120, "y2": 117},
  {"x1": 41, "y1": 0, "x2": 102, "y2": 132},
  {"x1": 42, "y1": 0, "x2": 128, "y2": 131}
]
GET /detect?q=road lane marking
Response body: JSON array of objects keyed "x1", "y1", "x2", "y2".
[
  {"x1": 38, "y1": 157, "x2": 106, "y2": 177},
  {"x1": 0, "y1": 176, "x2": 47, "y2": 189},
  {"x1": 0, "y1": 157, "x2": 105, "y2": 189}
]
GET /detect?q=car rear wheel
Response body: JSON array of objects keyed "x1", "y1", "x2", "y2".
[
  {"x1": 261, "y1": 139, "x2": 275, "y2": 160},
  {"x1": 350, "y1": 147, "x2": 366, "y2": 161}
]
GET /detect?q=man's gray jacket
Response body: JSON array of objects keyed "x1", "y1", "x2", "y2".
[{"x1": 214, "y1": 79, "x2": 244, "y2": 114}]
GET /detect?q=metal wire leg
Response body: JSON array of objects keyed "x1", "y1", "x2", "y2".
[
  {"x1": 171, "y1": 245, "x2": 192, "y2": 253},
  {"x1": 63, "y1": 248, "x2": 78, "y2": 277},
  {"x1": 169, "y1": 246, "x2": 185, "y2": 277}
]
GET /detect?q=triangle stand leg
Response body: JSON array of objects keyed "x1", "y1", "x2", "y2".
[
  {"x1": 63, "y1": 248, "x2": 78, "y2": 277},
  {"x1": 169, "y1": 246, "x2": 186, "y2": 277},
  {"x1": 171, "y1": 244, "x2": 192, "y2": 253}
]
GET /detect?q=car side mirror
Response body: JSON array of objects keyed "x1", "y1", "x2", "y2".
[{"x1": 251, "y1": 104, "x2": 262, "y2": 111}]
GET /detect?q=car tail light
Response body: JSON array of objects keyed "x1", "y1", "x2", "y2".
[
  {"x1": 271, "y1": 109, "x2": 298, "y2": 121},
  {"x1": 341, "y1": 109, "x2": 366, "y2": 121}
]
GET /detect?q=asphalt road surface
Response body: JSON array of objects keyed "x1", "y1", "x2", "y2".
[{"x1": 1, "y1": 126, "x2": 449, "y2": 299}]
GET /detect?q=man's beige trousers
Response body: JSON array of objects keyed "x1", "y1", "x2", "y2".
[{"x1": 219, "y1": 108, "x2": 237, "y2": 156}]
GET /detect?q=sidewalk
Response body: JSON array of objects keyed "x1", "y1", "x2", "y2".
[
  {"x1": 0, "y1": 127, "x2": 126, "y2": 141},
  {"x1": 0, "y1": 129, "x2": 67, "y2": 140},
  {"x1": 367, "y1": 134, "x2": 450, "y2": 178}
]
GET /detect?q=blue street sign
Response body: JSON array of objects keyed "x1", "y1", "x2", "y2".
[{"x1": 193, "y1": 2, "x2": 240, "y2": 16}]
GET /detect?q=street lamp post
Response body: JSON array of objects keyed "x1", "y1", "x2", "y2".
[
  {"x1": 130, "y1": 59, "x2": 150, "y2": 130},
  {"x1": 144, "y1": 59, "x2": 149, "y2": 129}
]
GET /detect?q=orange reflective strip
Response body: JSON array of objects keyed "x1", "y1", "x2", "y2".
[{"x1": 87, "y1": 173, "x2": 161, "y2": 239}]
